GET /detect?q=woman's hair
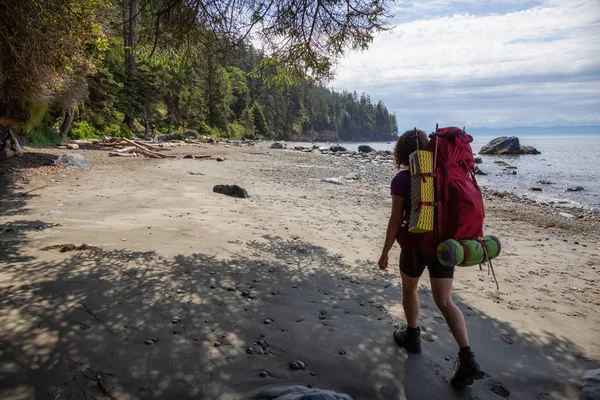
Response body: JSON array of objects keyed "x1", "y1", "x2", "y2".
[{"x1": 394, "y1": 129, "x2": 429, "y2": 169}]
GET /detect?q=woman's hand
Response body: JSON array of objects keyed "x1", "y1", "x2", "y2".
[{"x1": 378, "y1": 252, "x2": 389, "y2": 270}]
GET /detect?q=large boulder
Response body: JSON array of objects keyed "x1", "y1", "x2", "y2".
[
  {"x1": 582, "y1": 369, "x2": 600, "y2": 400},
  {"x1": 270, "y1": 142, "x2": 284, "y2": 149},
  {"x1": 479, "y1": 136, "x2": 540, "y2": 155},
  {"x1": 50, "y1": 153, "x2": 90, "y2": 169},
  {"x1": 213, "y1": 184, "x2": 249, "y2": 198},
  {"x1": 358, "y1": 145, "x2": 374, "y2": 153},
  {"x1": 330, "y1": 145, "x2": 347, "y2": 153},
  {"x1": 244, "y1": 385, "x2": 353, "y2": 400}
]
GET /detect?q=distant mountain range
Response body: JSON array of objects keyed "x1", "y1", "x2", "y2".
[{"x1": 466, "y1": 125, "x2": 600, "y2": 136}]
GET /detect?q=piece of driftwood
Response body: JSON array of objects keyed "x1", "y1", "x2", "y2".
[
  {"x1": 108, "y1": 152, "x2": 138, "y2": 157},
  {"x1": 0, "y1": 128, "x2": 24, "y2": 161},
  {"x1": 113, "y1": 146, "x2": 136, "y2": 153},
  {"x1": 124, "y1": 138, "x2": 161, "y2": 152},
  {"x1": 122, "y1": 139, "x2": 166, "y2": 158}
]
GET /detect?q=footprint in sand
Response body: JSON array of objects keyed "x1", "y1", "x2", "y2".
[{"x1": 489, "y1": 381, "x2": 510, "y2": 397}]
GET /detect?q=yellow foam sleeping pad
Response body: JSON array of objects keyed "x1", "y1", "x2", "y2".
[{"x1": 408, "y1": 149, "x2": 435, "y2": 233}]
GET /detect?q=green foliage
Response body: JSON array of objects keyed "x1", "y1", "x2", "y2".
[
  {"x1": 70, "y1": 121, "x2": 102, "y2": 140},
  {"x1": 226, "y1": 122, "x2": 245, "y2": 139},
  {"x1": 252, "y1": 102, "x2": 269, "y2": 138},
  {"x1": 27, "y1": 127, "x2": 61, "y2": 146}
]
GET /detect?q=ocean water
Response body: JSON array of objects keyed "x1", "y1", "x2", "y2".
[{"x1": 340, "y1": 134, "x2": 600, "y2": 210}]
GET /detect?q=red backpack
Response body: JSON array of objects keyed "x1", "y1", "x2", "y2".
[{"x1": 399, "y1": 126, "x2": 485, "y2": 255}]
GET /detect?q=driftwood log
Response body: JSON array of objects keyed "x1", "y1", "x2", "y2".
[
  {"x1": 108, "y1": 152, "x2": 138, "y2": 157},
  {"x1": 0, "y1": 128, "x2": 23, "y2": 161}
]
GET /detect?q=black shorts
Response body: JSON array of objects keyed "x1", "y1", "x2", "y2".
[{"x1": 400, "y1": 248, "x2": 455, "y2": 279}]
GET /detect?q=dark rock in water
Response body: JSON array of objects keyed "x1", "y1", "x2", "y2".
[
  {"x1": 530, "y1": 187, "x2": 543, "y2": 192},
  {"x1": 290, "y1": 360, "x2": 306, "y2": 370},
  {"x1": 50, "y1": 153, "x2": 91, "y2": 169},
  {"x1": 330, "y1": 145, "x2": 347, "y2": 153},
  {"x1": 519, "y1": 145, "x2": 541, "y2": 155},
  {"x1": 480, "y1": 137, "x2": 520, "y2": 154},
  {"x1": 538, "y1": 180, "x2": 554, "y2": 185},
  {"x1": 358, "y1": 145, "x2": 374, "y2": 153},
  {"x1": 213, "y1": 184, "x2": 249, "y2": 198},
  {"x1": 474, "y1": 157, "x2": 483, "y2": 164},
  {"x1": 479, "y1": 136, "x2": 540, "y2": 155},
  {"x1": 567, "y1": 186, "x2": 585, "y2": 192},
  {"x1": 474, "y1": 166, "x2": 487, "y2": 176},
  {"x1": 270, "y1": 142, "x2": 284, "y2": 149}
]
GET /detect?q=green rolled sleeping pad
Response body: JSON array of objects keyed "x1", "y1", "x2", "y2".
[{"x1": 437, "y1": 235, "x2": 501, "y2": 267}]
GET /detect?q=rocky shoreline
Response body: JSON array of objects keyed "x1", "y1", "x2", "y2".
[{"x1": 262, "y1": 141, "x2": 600, "y2": 224}]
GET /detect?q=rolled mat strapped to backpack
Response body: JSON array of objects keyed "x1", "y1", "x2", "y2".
[
  {"x1": 437, "y1": 235, "x2": 502, "y2": 267},
  {"x1": 408, "y1": 149, "x2": 435, "y2": 233}
]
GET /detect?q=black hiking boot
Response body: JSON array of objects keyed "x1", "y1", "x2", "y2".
[
  {"x1": 393, "y1": 325, "x2": 421, "y2": 354},
  {"x1": 450, "y1": 349, "x2": 485, "y2": 389}
]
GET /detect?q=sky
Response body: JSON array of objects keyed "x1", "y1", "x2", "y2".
[{"x1": 332, "y1": 0, "x2": 600, "y2": 129}]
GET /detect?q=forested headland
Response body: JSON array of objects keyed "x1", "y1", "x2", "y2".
[{"x1": 0, "y1": 0, "x2": 397, "y2": 147}]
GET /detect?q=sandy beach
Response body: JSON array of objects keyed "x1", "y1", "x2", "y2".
[{"x1": 1, "y1": 141, "x2": 599, "y2": 400}]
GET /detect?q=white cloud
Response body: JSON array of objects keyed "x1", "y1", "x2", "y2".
[{"x1": 333, "y1": 0, "x2": 600, "y2": 127}]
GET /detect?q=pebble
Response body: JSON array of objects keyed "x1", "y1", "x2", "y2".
[
  {"x1": 445, "y1": 356, "x2": 451, "y2": 361},
  {"x1": 259, "y1": 370, "x2": 269, "y2": 377},
  {"x1": 172, "y1": 330, "x2": 181, "y2": 335},
  {"x1": 264, "y1": 318, "x2": 274, "y2": 324},
  {"x1": 213, "y1": 342, "x2": 222, "y2": 347},
  {"x1": 227, "y1": 286, "x2": 237, "y2": 291},
  {"x1": 268, "y1": 268, "x2": 275, "y2": 273},
  {"x1": 145, "y1": 339, "x2": 154, "y2": 345},
  {"x1": 310, "y1": 372, "x2": 316, "y2": 376},
  {"x1": 242, "y1": 290, "x2": 250, "y2": 297},
  {"x1": 210, "y1": 285, "x2": 216, "y2": 289},
  {"x1": 194, "y1": 338, "x2": 201, "y2": 341},
  {"x1": 246, "y1": 347, "x2": 255, "y2": 354},
  {"x1": 272, "y1": 291, "x2": 280, "y2": 295},
  {"x1": 253, "y1": 279, "x2": 260, "y2": 282},
  {"x1": 290, "y1": 360, "x2": 307, "y2": 370},
  {"x1": 339, "y1": 350, "x2": 346, "y2": 355},
  {"x1": 296, "y1": 318, "x2": 303, "y2": 322}
]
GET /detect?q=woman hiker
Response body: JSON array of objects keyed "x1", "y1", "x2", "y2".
[{"x1": 378, "y1": 129, "x2": 485, "y2": 389}]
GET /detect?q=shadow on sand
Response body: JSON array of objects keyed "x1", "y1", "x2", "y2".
[{"x1": 0, "y1": 227, "x2": 597, "y2": 399}]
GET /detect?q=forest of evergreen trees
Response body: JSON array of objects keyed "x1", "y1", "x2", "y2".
[{"x1": 0, "y1": 0, "x2": 397, "y2": 145}]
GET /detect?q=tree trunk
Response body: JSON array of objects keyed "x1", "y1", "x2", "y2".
[
  {"x1": 59, "y1": 106, "x2": 75, "y2": 140},
  {"x1": 141, "y1": 110, "x2": 150, "y2": 139},
  {"x1": 0, "y1": 127, "x2": 24, "y2": 161},
  {"x1": 123, "y1": 0, "x2": 137, "y2": 74},
  {"x1": 167, "y1": 114, "x2": 174, "y2": 135},
  {"x1": 122, "y1": 0, "x2": 137, "y2": 132}
]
